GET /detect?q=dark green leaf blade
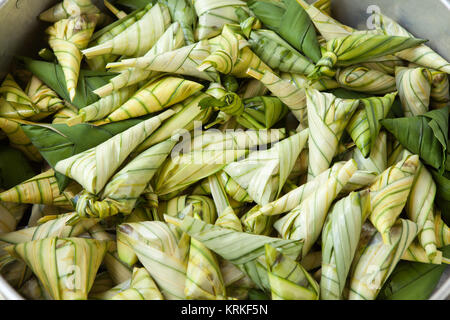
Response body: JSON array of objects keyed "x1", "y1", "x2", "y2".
[
  {"x1": 381, "y1": 107, "x2": 449, "y2": 172},
  {"x1": 17, "y1": 57, "x2": 117, "y2": 109},
  {"x1": 248, "y1": 0, "x2": 321, "y2": 62},
  {"x1": 21, "y1": 118, "x2": 147, "y2": 190},
  {"x1": 378, "y1": 245, "x2": 450, "y2": 300},
  {"x1": 0, "y1": 143, "x2": 36, "y2": 189}
]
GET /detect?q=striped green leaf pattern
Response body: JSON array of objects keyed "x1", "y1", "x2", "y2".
[
  {"x1": 0, "y1": 169, "x2": 75, "y2": 208},
  {"x1": 347, "y1": 219, "x2": 418, "y2": 300},
  {"x1": 376, "y1": 13, "x2": 450, "y2": 74},
  {"x1": 75, "y1": 139, "x2": 176, "y2": 219},
  {"x1": 310, "y1": 34, "x2": 425, "y2": 79},
  {"x1": 185, "y1": 236, "x2": 227, "y2": 300},
  {"x1": 274, "y1": 159, "x2": 357, "y2": 258},
  {"x1": 47, "y1": 14, "x2": 98, "y2": 101},
  {"x1": 26, "y1": 76, "x2": 65, "y2": 121},
  {"x1": 358, "y1": 55, "x2": 405, "y2": 76},
  {"x1": 306, "y1": 88, "x2": 359, "y2": 179},
  {"x1": 0, "y1": 74, "x2": 39, "y2": 120},
  {"x1": 107, "y1": 40, "x2": 219, "y2": 82},
  {"x1": 160, "y1": 0, "x2": 196, "y2": 44},
  {"x1": 248, "y1": 29, "x2": 315, "y2": 75},
  {"x1": 160, "y1": 195, "x2": 217, "y2": 225},
  {"x1": 346, "y1": 92, "x2": 396, "y2": 158},
  {"x1": 193, "y1": 0, "x2": 248, "y2": 40},
  {"x1": 68, "y1": 85, "x2": 138, "y2": 124},
  {"x1": 82, "y1": 3, "x2": 171, "y2": 58},
  {"x1": 55, "y1": 109, "x2": 175, "y2": 194},
  {"x1": 297, "y1": 0, "x2": 355, "y2": 41},
  {"x1": 93, "y1": 22, "x2": 185, "y2": 98},
  {"x1": 136, "y1": 92, "x2": 215, "y2": 151},
  {"x1": 97, "y1": 77, "x2": 203, "y2": 124},
  {"x1": 265, "y1": 244, "x2": 319, "y2": 300},
  {"x1": 86, "y1": 6, "x2": 150, "y2": 71},
  {"x1": 369, "y1": 154, "x2": 419, "y2": 244},
  {"x1": 336, "y1": 66, "x2": 396, "y2": 94},
  {"x1": 321, "y1": 191, "x2": 371, "y2": 300},
  {"x1": 110, "y1": 267, "x2": 164, "y2": 300},
  {"x1": 247, "y1": 69, "x2": 309, "y2": 125},
  {"x1": 117, "y1": 221, "x2": 188, "y2": 299},
  {"x1": 224, "y1": 129, "x2": 309, "y2": 205},
  {"x1": 434, "y1": 211, "x2": 450, "y2": 248},
  {"x1": 353, "y1": 131, "x2": 388, "y2": 175},
  {"x1": 430, "y1": 70, "x2": 450, "y2": 109},
  {"x1": 396, "y1": 66, "x2": 432, "y2": 117},
  {"x1": 5, "y1": 237, "x2": 109, "y2": 300},
  {"x1": 168, "y1": 215, "x2": 303, "y2": 265},
  {"x1": 154, "y1": 148, "x2": 247, "y2": 196}
]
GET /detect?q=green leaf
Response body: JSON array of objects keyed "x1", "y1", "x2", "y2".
[
  {"x1": 248, "y1": 0, "x2": 321, "y2": 63},
  {"x1": 378, "y1": 245, "x2": 450, "y2": 300},
  {"x1": 381, "y1": 107, "x2": 448, "y2": 172},
  {"x1": 430, "y1": 169, "x2": 450, "y2": 224},
  {"x1": 17, "y1": 57, "x2": 117, "y2": 109},
  {"x1": 114, "y1": 0, "x2": 156, "y2": 10},
  {"x1": 21, "y1": 118, "x2": 149, "y2": 191},
  {"x1": 0, "y1": 143, "x2": 36, "y2": 189}
]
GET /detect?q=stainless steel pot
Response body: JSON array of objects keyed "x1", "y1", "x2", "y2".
[{"x1": 0, "y1": 0, "x2": 449, "y2": 300}]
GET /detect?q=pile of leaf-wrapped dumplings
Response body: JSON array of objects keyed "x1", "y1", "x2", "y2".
[{"x1": 0, "y1": 0, "x2": 449, "y2": 300}]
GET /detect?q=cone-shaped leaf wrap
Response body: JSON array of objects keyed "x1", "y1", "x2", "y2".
[
  {"x1": 75, "y1": 139, "x2": 177, "y2": 219},
  {"x1": 376, "y1": 13, "x2": 450, "y2": 74},
  {"x1": 39, "y1": 0, "x2": 100, "y2": 22},
  {"x1": 246, "y1": 69, "x2": 309, "y2": 125},
  {"x1": 26, "y1": 76, "x2": 65, "y2": 121},
  {"x1": 193, "y1": 0, "x2": 248, "y2": 40},
  {"x1": 82, "y1": 3, "x2": 171, "y2": 58},
  {"x1": 199, "y1": 25, "x2": 271, "y2": 77},
  {"x1": 117, "y1": 221, "x2": 188, "y2": 299},
  {"x1": 353, "y1": 131, "x2": 388, "y2": 174},
  {"x1": 5, "y1": 237, "x2": 109, "y2": 300},
  {"x1": 347, "y1": 219, "x2": 418, "y2": 300},
  {"x1": 248, "y1": 29, "x2": 315, "y2": 75},
  {"x1": 0, "y1": 169, "x2": 75, "y2": 209},
  {"x1": 68, "y1": 85, "x2": 138, "y2": 124},
  {"x1": 306, "y1": 88, "x2": 359, "y2": 179},
  {"x1": 369, "y1": 154, "x2": 419, "y2": 244},
  {"x1": 248, "y1": 0, "x2": 322, "y2": 63},
  {"x1": 55, "y1": 109, "x2": 175, "y2": 194},
  {"x1": 167, "y1": 215, "x2": 302, "y2": 265},
  {"x1": 309, "y1": 34, "x2": 426, "y2": 79},
  {"x1": 98, "y1": 77, "x2": 204, "y2": 124},
  {"x1": 110, "y1": 267, "x2": 164, "y2": 300},
  {"x1": 184, "y1": 236, "x2": 227, "y2": 300},
  {"x1": 108, "y1": 40, "x2": 220, "y2": 82},
  {"x1": 274, "y1": 159, "x2": 357, "y2": 258},
  {"x1": 0, "y1": 74, "x2": 39, "y2": 120},
  {"x1": 265, "y1": 244, "x2": 319, "y2": 300},
  {"x1": 93, "y1": 22, "x2": 185, "y2": 98},
  {"x1": 336, "y1": 66, "x2": 396, "y2": 94},
  {"x1": 430, "y1": 70, "x2": 450, "y2": 109},
  {"x1": 321, "y1": 191, "x2": 371, "y2": 300},
  {"x1": 396, "y1": 67, "x2": 432, "y2": 117},
  {"x1": 347, "y1": 92, "x2": 396, "y2": 158},
  {"x1": 297, "y1": 0, "x2": 355, "y2": 41},
  {"x1": 381, "y1": 107, "x2": 448, "y2": 172},
  {"x1": 47, "y1": 14, "x2": 98, "y2": 101},
  {"x1": 224, "y1": 130, "x2": 309, "y2": 205}
]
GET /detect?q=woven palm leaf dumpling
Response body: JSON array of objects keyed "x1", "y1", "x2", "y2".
[{"x1": 0, "y1": 0, "x2": 449, "y2": 301}]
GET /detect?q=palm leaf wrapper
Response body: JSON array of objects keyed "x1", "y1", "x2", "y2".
[{"x1": 0, "y1": 0, "x2": 449, "y2": 301}]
